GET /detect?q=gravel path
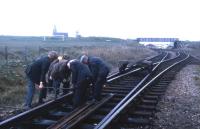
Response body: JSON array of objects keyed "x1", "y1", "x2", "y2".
[{"x1": 153, "y1": 65, "x2": 200, "y2": 129}]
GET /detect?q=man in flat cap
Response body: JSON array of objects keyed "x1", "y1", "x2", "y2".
[{"x1": 24, "y1": 51, "x2": 58, "y2": 109}]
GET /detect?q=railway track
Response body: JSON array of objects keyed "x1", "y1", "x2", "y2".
[
  {"x1": 94, "y1": 53, "x2": 198, "y2": 129},
  {"x1": 54, "y1": 52, "x2": 187, "y2": 129},
  {"x1": 0, "y1": 51, "x2": 175, "y2": 129}
]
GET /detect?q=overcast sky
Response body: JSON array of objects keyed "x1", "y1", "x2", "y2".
[{"x1": 0, "y1": 0, "x2": 200, "y2": 40}]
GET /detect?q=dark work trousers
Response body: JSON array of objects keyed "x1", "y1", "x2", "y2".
[
  {"x1": 53, "y1": 79, "x2": 61, "y2": 98},
  {"x1": 93, "y1": 72, "x2": 109, "y2": 101},
  {"x1": 38, "y1": 82, "x2": 47, "y2": 103},
  {"x1": 25, "y1": 77, "x2": 35, "y2": 107},
  {"x1": 62, "y1": 81, "x2": 70, "y2": 95},
  {"x1": 73, "y1": 79, "x2": 90, "y2": 108},
  {"x1": 52, "y1": 79, "x2": 70, "y2": 98},
  {"x1": 48, "y1": 79, "x2": 53, "y2": 93}
]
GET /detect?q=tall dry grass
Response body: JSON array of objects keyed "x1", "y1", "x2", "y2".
[{"x1": 81, "y1": 45, "x2": 156, "y2": 68}]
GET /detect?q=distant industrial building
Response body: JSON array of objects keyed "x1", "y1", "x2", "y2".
[
  {"x1": 53, "y1": 25, "x2": 68, "y2": 38},
  {"x1": 76, "y1": 31, "x2": 81, "y2": 39},
  {"x1": 43, "y1": 25, "x2": 68, "y2": 41}
]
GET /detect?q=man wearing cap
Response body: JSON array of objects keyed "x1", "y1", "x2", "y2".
[
  {"x1": 80, "y1": 55, "x2": 110, "y2": 101},
  {"x1": 49, "y1": 59, "x2": 71, "y2": 97},
  {"x1": 67, "y1": 59, "x2": 92, "y2": 108},
  {"x1": 47, "y1": 55, "x2": 70, "y2": 95},
  {"x1": 24, "y1": 51, "x2": 58, "y2": 109}
]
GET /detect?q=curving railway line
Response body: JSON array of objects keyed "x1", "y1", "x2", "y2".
[
  {"x1": 94, "y1": 53, "x2": 200, "y2": 129},
  {"x1": 1, "y1": 51, "x2": 195, "y2": 129}
]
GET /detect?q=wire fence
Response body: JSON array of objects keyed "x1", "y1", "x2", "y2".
[
  {"x1": 0, "y1": 44, "x2": 154, "y2": 71},
  {"x1": 0, "y1": 46, "x2": 70, "y2": 67}
]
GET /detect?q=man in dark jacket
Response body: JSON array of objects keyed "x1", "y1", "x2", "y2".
[
  {"x1": 24, "y1": 51, "x2": 58, "y2": 108},
  {"x1": 80, "y1": 55, "x2": 110, "y2": 101},
  {"x1": 46, "y1": 58, "x2": 59, "y2": 93},
  {"x1": 67, "y1": 59, "x2": 92, "y2": 108},
  {"x1": 49, "y1": 59, "x2": 71, "y2": 97},
  {"x1": 46, "y1": 55, "x2": 70, "y2": 95}
]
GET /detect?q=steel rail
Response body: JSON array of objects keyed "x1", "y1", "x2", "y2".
[
  {"x1": 0, "y1": 92, "x2": 73, "y2": 128},
  {"x1": 47, "y1": 94, "x2": 114, "y2": 129},
  {"x1": 95, "y1": 53, "x2": 189, "y2": 129}
]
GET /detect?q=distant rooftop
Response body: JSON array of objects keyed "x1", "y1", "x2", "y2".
[{"x1": 53, "y1": 25, "x2": 68, "y2": 37}]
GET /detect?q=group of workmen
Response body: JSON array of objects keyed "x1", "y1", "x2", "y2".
[{"x1": 24, "y1": 51, "x2": 110, "y2": 109}]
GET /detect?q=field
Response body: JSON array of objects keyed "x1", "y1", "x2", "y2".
[{"x1": 0, "y1": 36, "x2": 157, "y2": 119}]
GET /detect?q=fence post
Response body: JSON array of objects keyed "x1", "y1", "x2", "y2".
[
  {"x1": 4, "y1": 46, "x2": 9, "y2": 74},
  {"x1": 5, "y1": 46, "x2": 8, "y2": 65},
  {"x1": 38, "y1": 46, "x2": 41, "y2": 56},
  {"x1": 24, "y1": 46, "x2": 28, "y2": 63},
  {"x1": 62, "y1": 47, "x2": 65, "y2": 55},
  {"x1": 59, "y1": 47, "x2": 61, "y2": 55}
]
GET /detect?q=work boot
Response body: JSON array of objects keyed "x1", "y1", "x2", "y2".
[
  {"x1": 38, "y1": 99, "x2": 44, "y2": 105},
  {"x1": 23, "y1": 104, "x2": 31, "y2": 110}
]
